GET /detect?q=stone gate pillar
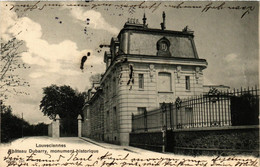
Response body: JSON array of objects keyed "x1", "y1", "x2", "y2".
[
  {"x1": 77, "y1": 114, "x2": 82, "y2": 137},
  {"x1": 53, "y1": 114, "x2": 60, "y2": 138}
]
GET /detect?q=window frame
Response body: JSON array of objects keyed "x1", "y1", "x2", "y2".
[
  {"x1": 185, "y1": 76, "x2": 191, "y2": 91},
  {"x1": 112, "y1": 77, "x2": 116, "y2": 96},
  {"x1": 137, "y1": 107, "x2": 146, "y2": 115},
  {"x1": 158, "y1": 72, "x2": 172, "y2": 92},
  {"x1": 138, "y1": 73, "x2": 144, "y2": 90},
  {"x1": 113, "y1": 107, "x2": 117, "y2": 131},
  {"x1": 106, "y1": 110, "x2": 110, "y2": 132}
]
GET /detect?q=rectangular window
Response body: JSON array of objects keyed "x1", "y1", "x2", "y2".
[
  {"x1": 138, "y1": 74, "x2": 144, "y2": 89},
  {"x1": 106, "y1": 85, "x2": 109, "y2": 100},
  {"x1": 185, "y1": 76, "x2": 190, "y2": 90},
  {"x1": 113, "y1": 107, "x2": 117, "y2": 130},
  {"x1": 185, "y1": 107, "x2": 193, "y2": 126},
  {"x1": 159, "y1": 103, "x2": 171, "y2": 109},
  {"x1": 158, "y1": 72, "x2": 171, "y2": 92},
  {"x1": 106, "y1": 111, "x2": 110, "y2": 132},
  {"x1": 113, "y1": 77, "x2": 116, "y2": 96},
  {"x1": 137, "y1": 107, "x2": 146, "y2": 115}
]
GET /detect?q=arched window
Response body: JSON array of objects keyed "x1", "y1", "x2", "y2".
[{"x1": 156, "y1": 37, "x2": 171, "y2": 57}]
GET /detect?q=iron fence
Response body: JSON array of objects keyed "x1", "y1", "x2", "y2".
[{"x1": 132, "y1": 86, "x2": 259, "y2": 132}]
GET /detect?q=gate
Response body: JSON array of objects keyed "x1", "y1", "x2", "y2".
[
  {"x1": 60, "y1": 118, "x2": 78, "y2": 137},
  {"x1": 231, "y1": 93, "x2": 259, "y2": 126}
]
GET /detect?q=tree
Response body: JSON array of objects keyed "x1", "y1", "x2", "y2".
[
  {"x1": 1, "y1": 104, "x2": 27, "y2": 142},
  {"x1": 0, "y1": 37, "x2": 30, "y2": 100},
  {"x1": 40, "y1": 85, "x2": 85, "y2": 119},
  {"x1": 0, "y1": 37, "x2": 30, "y2": 143},
  {"x1": 0, "y1": 103, "x2": 48, "y2": 142},
  {"x1": 40, "y1": 85, "x2": 86, "y2": 136}
]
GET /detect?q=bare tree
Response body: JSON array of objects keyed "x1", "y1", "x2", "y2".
[
  {"x1": 0, "y1": 36, "x2": 30, "y2": 142},
  {"x1": 0, "y1": 37, "x2": 30, "y2": 100}
]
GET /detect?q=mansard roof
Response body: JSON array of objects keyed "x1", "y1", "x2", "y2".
[{"x1": 118, "y1": 23, "x2": 195, "y2": 38}]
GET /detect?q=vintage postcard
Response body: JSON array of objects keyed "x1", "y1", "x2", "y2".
[{"x1": 0, "y1": 0, "x2": 259, "y2": 167}]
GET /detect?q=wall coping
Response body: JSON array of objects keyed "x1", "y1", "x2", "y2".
[
  {"x1": 131, "y1": 125, "x2": 259, "y2": 134},
  {"x1": 172, "y1": 125, "x2": 259, "y2": 132}
]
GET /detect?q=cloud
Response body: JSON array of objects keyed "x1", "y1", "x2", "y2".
[
  {"x1": 1, "y1": 4, "x2": 96, "y2": 78},
  {"x1": 29, "y1": 72, "x2": 45, "y2": 79},
  {"x1": 0, "y1": 2, "x2": 106, "y2": 124},
  {"x1": 205, "y1": 52, "x2": 258, "y2": 88},
  {"x1": 1, "y1": 4, "x2": 105, "y2": 84},
  {"x1": 64, "y1": 4, "x2": 119, "y2": 34},
  {"x1": 7, "y1": 18, "x2": 83, "y2": 75},
  {"x1": 0, "y1": 2, "x2": 18, "y2": 40}
]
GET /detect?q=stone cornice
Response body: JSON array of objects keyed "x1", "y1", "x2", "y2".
[
  {"x1": 100, "y1": 54, "x2": 207, "y2": 84},
  {"x1": 118, "y1": 26, "x2": 194, "y2": 39}
]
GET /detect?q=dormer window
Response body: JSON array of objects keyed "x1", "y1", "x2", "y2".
[
  {"x1": 156, "y1": 37, "x2": 171, "y2": 57},
  {"x1": 104, "y1": 51, "x2": 112, "y2": 69},
  {"x1": 110, "y1": 37, "x2": 119, "y2": 60},
  {"x1": 115, "y1": 45, "x2": 119, "y2": 56},
  {"x1": 160, "y1": 42, "x2": 168, "y2": 51}
]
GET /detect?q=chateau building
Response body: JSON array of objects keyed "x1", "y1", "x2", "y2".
[{"x1": 82, "y1": 13, "x2": 208, "y2": 145}]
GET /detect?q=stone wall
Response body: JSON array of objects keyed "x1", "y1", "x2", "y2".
[
  {"x1": 129, "y1": 126, "x2": 259, "y2": 156},
  {"x1": 130, "y1": 131, "x2": 164, "y2": 152},
  {"x1": 169, "y1": 126, "x2": 259, "y2": 156},
  {"x1": 89, "y1": 94, "x2": 104, "y2": 141}
]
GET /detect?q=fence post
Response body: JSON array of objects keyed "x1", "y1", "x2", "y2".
[
  {"x1": 131, "y1": 113, "x2": 134, "y2": 132},
  {"x1": 169, "y1": 103, "x2": 173, "y2": 130},
  {"x1": 161, "y1": 103, "x2": 167, "y2": 152},
  {"x1": 144, "y1": 109, "x2": 147, "y2": 132},
  {"x1": 175, "y1": 97, "x2": 182, "y2": 129}
]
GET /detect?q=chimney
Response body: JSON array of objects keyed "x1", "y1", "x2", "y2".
[
  {"x1": 143, "y1": 13, "x2": 147, "y2": 27},
  {"x1": 160, "y1": 11, "x2": 166, "y2": 30}
]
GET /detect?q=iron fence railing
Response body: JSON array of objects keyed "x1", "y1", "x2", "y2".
[{"x1": 132, "y1": 86, "x2": 259, "y2": 132}]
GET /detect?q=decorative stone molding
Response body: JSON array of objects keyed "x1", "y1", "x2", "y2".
[
  {"x1": 195, "y1": 67, "x2": 200, "y2": 84},
  {"x1": 175, "y1": 97, "x2": 182, "y2": 110},
  {"x1": 208, "y1": 87, "x2": 220, "y2": 103},
  {"x1": 176, "y1": 66, "x2": 181, "y2": 83},
  {"x1": 127, "y1": 64, "x2": 134, "y2": 90},
  {"x1": 149, "y1": 64, "x2": 156, "y2": 82},
  {"x1": 116, "y1": 67, "x2": 123, "y2": 85}
]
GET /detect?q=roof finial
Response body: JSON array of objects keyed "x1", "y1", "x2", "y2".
[
  {"x1": 143, "y1": 13, "x2": 147, "y2": 25},
  {"x1": 160, "y1": 11, "x2": 166, "y2": 30}
]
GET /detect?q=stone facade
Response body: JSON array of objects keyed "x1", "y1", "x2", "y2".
[
  {"x1": 82, "y1": 85, "x2": 104, "y2": 140},
  {"x1": 82, "y1": 16, "x2": 207, "y2": 145}
]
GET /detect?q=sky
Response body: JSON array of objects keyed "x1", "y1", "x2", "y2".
[{"x1": 0, "y1": 1, "x2": 259, "y2": 124}]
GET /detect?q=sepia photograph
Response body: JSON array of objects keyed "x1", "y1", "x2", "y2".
[{"x1": 0, "y1": 0, "x2": 259, "y2": 166}]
